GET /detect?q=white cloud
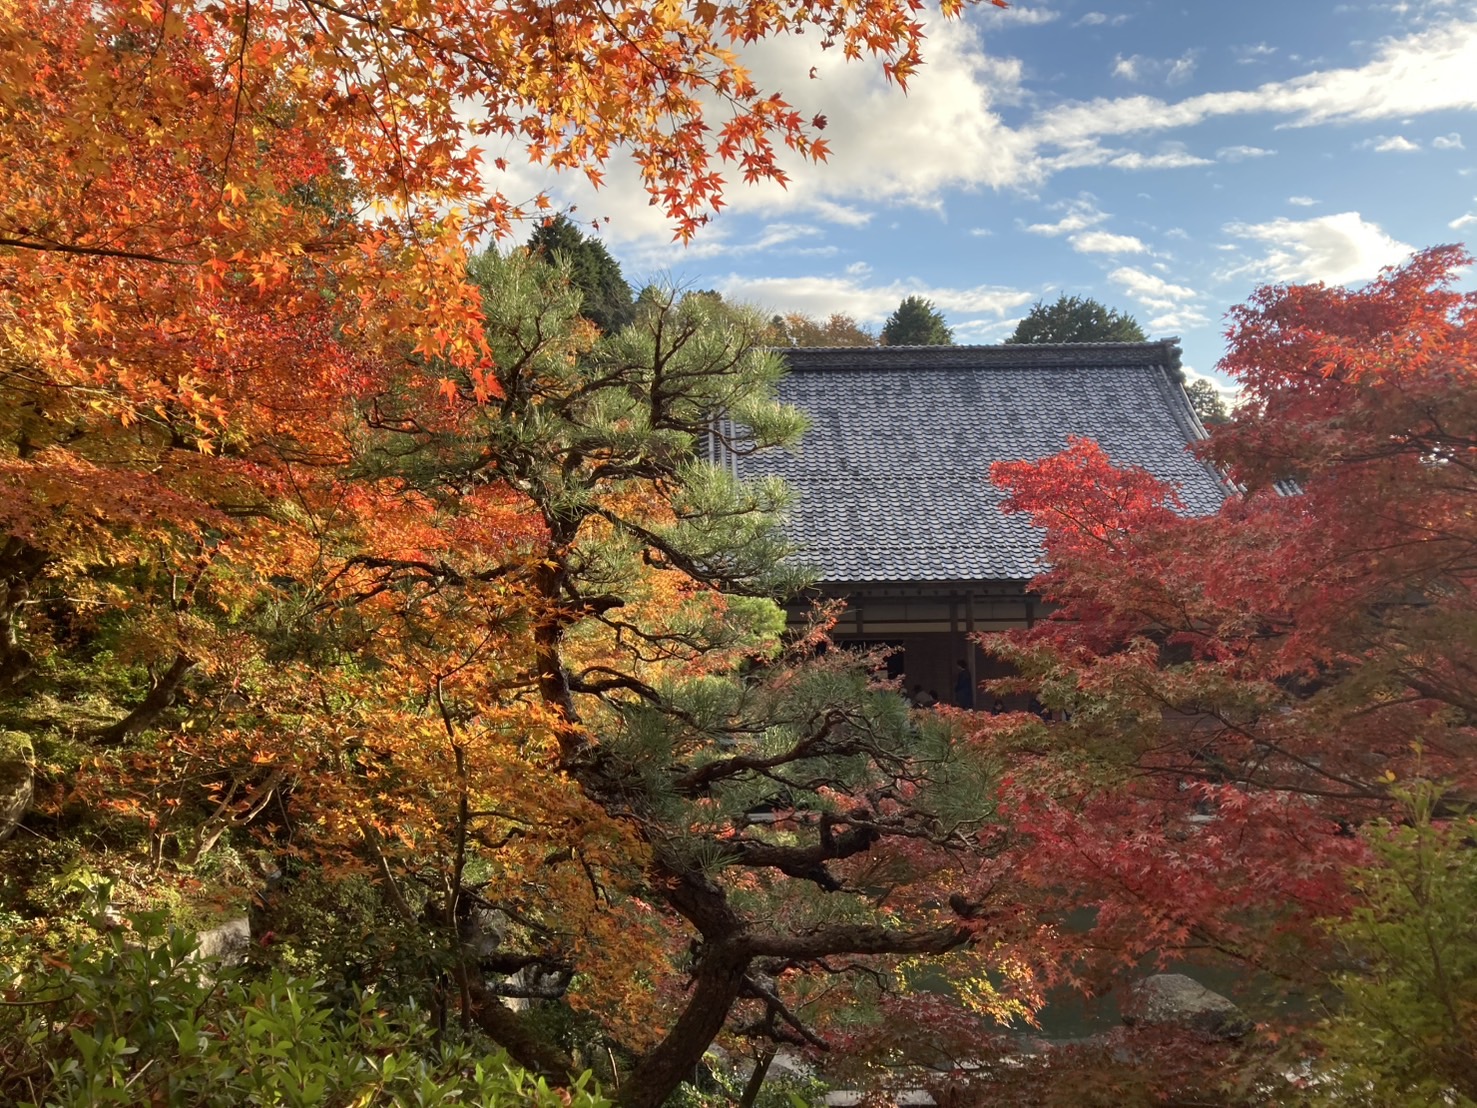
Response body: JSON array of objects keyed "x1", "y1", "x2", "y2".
[
  {"x1": 1288, "y1": 195, "x2": 1319, "y2": 206},
  {"x1": 1433, "y1": 132, "x2": 1465, "y2": 149},
  {"x1": 969, "y1": 227, "x2": 995, "y2": 237},
  {"x1": 1450, "y1": 213, "x2": 1477, "y2": 230},
  {"x1": 906, "y1": 283, "x2": 1040, "y2": 316},
  {"x1": 1110, "y1": 148, "x2": 1211, "y2": 172},
  {"x1": 981, "y1": 3, "x2": 1059, "y2": 25},
  {"x1": 494, "y1": 16, "x2": 1040, "y2": 251},
  {"x1": 1111, "y1": 50, "x2": 1198, "y2": 85},
  {"x1": 807, "y1": 200, "x2": 874, "y2": 227},
  {"x1": 1223, "y1": 212, "x2": 1414, "y2": 284},
  {"x1": 716, "y1": 27, "x2": 1036, "y2": 202},
  {"x1": 1112, "y1": 53, "x2": 1143, "y2": 81},
  {"x1": 845, "y1": 260, "x2": 872, "y2": 277},
  {"x1": 1363, "y1": 134, "x2": 1421, "y2": 152},
  {"x1": 1069, "y1": 230, "x2": 1148, "y2": 253},
  {"x1": 1166, "y1": 52, "x2": 1199, "y2": 85},
  {"x1": 715, "y1": 274, "x2": 1035, "y2": 323},
  {"x1": 495, "y1": 11, "x2": 1477, "y2": 252},
  {"x1": 1076, "y1": 11, "x2": 1128, "y2": 26},
  {"x1": 1147, "y1": 308, "x2": 1211, "y2": 331},
  {"x1": 751, "y1": 223, "x2": 823, "y2": 249},
  {"x1": 1024, "y1": 197, "x2": 1153, "y2": 256},
  {"x1": 981, "y1": 13, "x2": 1477, "y2": 189},
  {"x1": 1103, "y1": 146, "x2": 1213, "y2": 170},
  {"x1": 640, "y1": 221, "x2": 829, "y2": 262},
  {"x1": 953, "y1": 316, "x2": 1026, "y2": 342},
  {"x1": 1044, "y1": 141, "x2": 1213, "y2": 172},
  {"x1": 1234, "y1": 42, "x2": 1278, "y2": 64},
  {"x1": 1108, "y1": 269, "x2": 1208, "y2": 341},
  {"x1": 1024, "y1": 195, "x2": 1107, "y2": 235},
  {"x1": 1026, "y1": 17, "x2": 1477, "y2": 154},
  {"x1": 1106, "y1": 269, "x2": 1214, "y2": 332},
  {"x1": 1109, "y1": 266, "x2": 1200, "y2": 312},
  {"x1": 1217, "y1": 144, "x2": 1276, "y2": 161}
]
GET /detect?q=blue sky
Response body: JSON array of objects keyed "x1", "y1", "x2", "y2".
[{"x1": 497, "y1": 0, "x2": 1477, "y2": 395}]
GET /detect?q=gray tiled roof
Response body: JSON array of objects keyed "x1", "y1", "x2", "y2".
[{"x1": 734, "y1": 341, "x2": 1229, "y2": 584}]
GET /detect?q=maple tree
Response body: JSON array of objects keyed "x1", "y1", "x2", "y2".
[
  {"x1": 767, "y1": 310, "x2": 878, "y2": 348},
  {"x1": 0, "y1": 0, "x2": 1010, "y2": 738},
  {"x1": 0, "y1": 0, "x2": 1039, "y2": 1100},
  {"x1": 0, "y1": 246, "x2": 1071, "y2": 1107},
  {"x1": 962, "y1": 245, "x2": 1477, "y2": 1099},
  {"x1": 33, "y1": 0, "x2": 1476, "y2": 1099},
  {"x1": 2, "y1": 0, "x2": 1006, "y2": 416},
  {"x1": 1, "y1": 0, "x2": 1012, "y2": 651}
]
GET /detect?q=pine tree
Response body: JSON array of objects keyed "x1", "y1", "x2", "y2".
[
  {"x1": 881, "y1": 296, "x2": 954, "y2": 346},
  {"x1": 1005, "y1": 294, "x2": 1146, "y2": 344}
]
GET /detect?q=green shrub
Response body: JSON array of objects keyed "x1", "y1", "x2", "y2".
[
  {"x1": 0, "y1": 901, "x2": 608, "y2": 1108},
  {"x1": 1307, "y1": 786, "x2": 1477, "y2": 1106}
]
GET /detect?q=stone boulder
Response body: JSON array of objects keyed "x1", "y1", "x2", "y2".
[
  {"x1": 1121, "y1": 973, "x2": 1253, "y2": 1041},
  {"x1": 194, "y1": 917, "x2": 252, "y2": 965},
  {"x1": 0, "y1": 730, "x2": 34, "y2": 842},
  {"x1": 459, "y1": 905, "x2": 508, "y2": 962}
]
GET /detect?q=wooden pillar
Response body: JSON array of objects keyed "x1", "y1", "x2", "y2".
[{"x1": 964, "y1": 590, "x2": 977, "y2": 684}]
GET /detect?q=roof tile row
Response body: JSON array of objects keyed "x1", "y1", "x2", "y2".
[{"x1": 735, "y1": 344, "x2": 1227, "y2": 583}]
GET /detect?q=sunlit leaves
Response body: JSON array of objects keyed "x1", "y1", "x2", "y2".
[{"x1": 972, "y1": 246, "x2": 1477, "y2": 1001}]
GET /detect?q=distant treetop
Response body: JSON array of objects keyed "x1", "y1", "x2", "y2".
[
  {"x1": 881, "y1": 295, "x2": 954, "y2": 346},
  {"x1": 1005, "y1": 294, "x2": 1147, "y2": 344},
  {"x1": 1185, "y1": 378, "x2": 1231, "y2": 427},
  {"x1": 526, "y1": 214, "x2": 636, "y2": 335},
  {"x1": 768, "y1": 311, "x2": 877, "y2": 348}
]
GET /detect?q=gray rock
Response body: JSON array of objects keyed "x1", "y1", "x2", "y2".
[
  {"x1": 1122, "y1": 973, "x2": 1253, "y2": 1041},
  {"x1": 194, "y1": 917, "x2": 251, "y2": 965},
  {"x1": 459, "y1": 906, "x2": 507, "y2": 962},
  {"x1": 0, "y1": 730, "x2": 34, "y2": 842}
]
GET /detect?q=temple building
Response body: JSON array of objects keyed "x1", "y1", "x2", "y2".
[{"x1": 733, "y1": 340, "x2": 1229, "y2": 702}]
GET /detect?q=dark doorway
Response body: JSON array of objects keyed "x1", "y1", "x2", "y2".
[{"x1": 843, "y1": 639, "x2": 906, "y2": 680}]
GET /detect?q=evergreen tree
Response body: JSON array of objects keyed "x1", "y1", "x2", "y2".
[
  {"x1": 1185, "y1": 378, "x2": 1231, "y2": 426},
  {"x1": 881, "y1": 296, "x2": 954, "y2": 346},
  {"x1": 1005, "y1": 294, "x2": 1146, "y2": 344},
  {"x1": 527, "y1": 214, "x2": 637, "y2": 335},
  {"x1": 348, "y1": 251, "x2": 1009, "y2": 1106}
]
